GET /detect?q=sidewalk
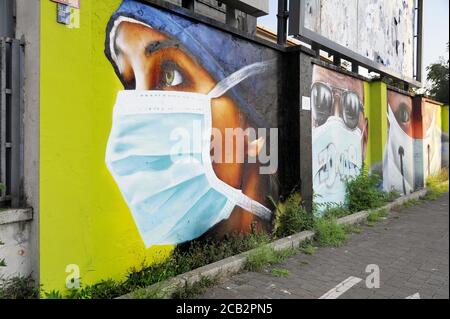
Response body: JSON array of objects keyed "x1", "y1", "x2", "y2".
[{"x1": 199, "y1": 193, "x2": 449, "y2": 299}]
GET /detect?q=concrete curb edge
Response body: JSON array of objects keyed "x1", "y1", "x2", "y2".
[{"x1": 118, "y1": 188, "x2": 431, "y2": 299}]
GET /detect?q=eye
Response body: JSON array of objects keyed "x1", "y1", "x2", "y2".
[
  {"x1": 160, "y1": 61, "x2": 184, "y2": 88},
  {"x1": 312, "y1": 83, "x2": 332, "y2": 126},
  {"x1": 342, "y1": 92, "x2": 361, "y2": 130},
  {"x1": 396, "y1": 103, "x2": 410, "y2": 124}
]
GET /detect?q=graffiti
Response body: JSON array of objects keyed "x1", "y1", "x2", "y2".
[
  {"x1": 311, "y1": 65, "x2": 368, "y2": 212},
  {"x1": 104, "y1": 0, "x2": 278, "y2": 247}
]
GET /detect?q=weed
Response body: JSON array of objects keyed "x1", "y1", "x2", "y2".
[
  {"x1": 367, "y1": 209, "x2": 388, "y2": 223},
  {"x1": 63, "y1": 229, "x2": 271, "y2": 299},
  {"x1": 424, "y1": 169, "x2": 449, "y2": 201},
  {"x1": 173, "y1": 276, "x2": 220, "y2": 299},
  {"x1": 271, "y1": 268, "x2": 291, "y2": 278},
  {"x1": 271, "y1": 194, "x2": 315, "y2": 238},
  {"x1": 44, "y1": 290, "x2": 63, "y2": 299},
  {"x1": 300, "y1": 245, "x2": 317, "y2": 255},
  {"x1": 244, "y1": 246, "x2": 297, "y2": 272},
  {"x1": 402, "y1": 199, "x2": 421, "y2": 208},
  {"x1": 314, "y1": 218, "x2": 348, "y2": 247},
  {"x1": 343, "y1": 224, "x2": 363, "y2": 234},
  {"x1": 346, "y1": 169, "x2": 386, "y2": 213},
  {"x1": 0, "y1": 276, "x2": 39, "y2": 299},
  {"x1": 322, "y1": 204, "x2": 352, "y2": 220}
]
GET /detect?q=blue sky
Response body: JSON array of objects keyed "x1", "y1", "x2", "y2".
[{"x1": 257, "y1": 0, "x2": 449, "y2": 80}]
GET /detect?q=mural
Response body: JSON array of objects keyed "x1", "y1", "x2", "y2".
[
  {"x1": 442, "y1": 106, "x2": 449, "y2": 168},
  {"x1": 383, "y1": 91, "x2": 421, "y2": 194},
  {"x1": 311, "y1": 65, "x2": 368, "y2": 211},
  {"x1": 421, "y1": 101, "x2": 442, "y2": 181},
  {"x1": 104, "y1": 0, "x2": 278, "y2": 248}
]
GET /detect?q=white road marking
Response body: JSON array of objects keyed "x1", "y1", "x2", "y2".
[
  {"x1": 319, "y1": 276, "x2": 363, "y2": 299},
  {"x1": 406, "y1": 293, "x2": 421, "y2": 299}
]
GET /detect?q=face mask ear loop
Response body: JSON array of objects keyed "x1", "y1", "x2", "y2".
[{"x1": 207, "y1": 59, "x2": 276, "y2": 99}]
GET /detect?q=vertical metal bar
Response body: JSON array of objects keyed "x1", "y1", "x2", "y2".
[
  {"x1": 0, "y1": 0, "x2": 15, "y2": 38},
  {"x1": 277, "y1": 0, "x2": 288, "y2": 45},
  {"x1": 0, "y1": 39, "x2": 6, "y2": 202},
  {"x1": 415, "y1": 0, "x2": 424, "y2": 83},
  {"x1": 10, "y1": 39, "x2": 22, "y2": 207}
]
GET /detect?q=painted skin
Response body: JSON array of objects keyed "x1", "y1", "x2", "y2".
[{"x1": 109, "y1": 20, "x2": 271, "y2": 239}]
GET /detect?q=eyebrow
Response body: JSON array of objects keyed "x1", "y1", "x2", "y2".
[{"x1": 145, "y1": 39, "x2": 181, "y2": 55}]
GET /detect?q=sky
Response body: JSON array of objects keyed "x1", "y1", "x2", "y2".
[{"x1": 257, "y1": 0, "x2": 449, "y2": 82}]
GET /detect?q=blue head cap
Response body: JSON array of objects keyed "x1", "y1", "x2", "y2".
[{"x1": 105, "y1": 0, "x2": 277, "y2": 128}]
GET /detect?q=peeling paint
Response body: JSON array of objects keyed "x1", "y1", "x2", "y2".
[{"x1": 304, "y1": 0, "x2": 415, "y2": 78}]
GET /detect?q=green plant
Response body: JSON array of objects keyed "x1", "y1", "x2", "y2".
[
  {"x1": 300, "y1": 244, "x2": 317, "y2": 255},
  {"x1": 343, "y1": 224, "x2": 363, "y2": 234},
  {"x1": 244, "y1": 246, "x2": 297, "y2": 272},
  {"x1": 65, "y1": 229, "x2": 272, "y2": 299},
  {"x1": 322, "y1": 204, "x2": 351, "y2": 220},
  {"x1": 367, "y1": 209, "x2": 388, "y2": 223},
  {"x1": 425, "y1": 169, "x2": 449, "y2": 201},
  {"x1": 314, "y1": 218, "x2": 348, "y2": 247},
  {"x1": 44, "y1": 290, "x2": 63, "y2": 299},
  {"x1": 271, "y1": 268, "x2": 290, "y2": 278},
  {"x1": 382, "y1": 190, "x2": 401, "y2": 203},
  {"x1": 402, "y1": 199, "x2": 421, "y2": 208},
  {"x1": 272, "y1": 193, "x2": 315, "y2": 238},
  {"x1": 346, "y1": 169, "x2": 386, "y2": 212},
  {"x1": 0, "y1": 276, "x2": 39, "y2": 299},
  {"x1": 172, "y1": 276, "x2": 219, "y2": 299}
]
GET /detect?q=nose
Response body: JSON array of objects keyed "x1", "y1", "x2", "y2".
[{"x1": 333, "y1": 92, "x2": 340, "y2": 117}]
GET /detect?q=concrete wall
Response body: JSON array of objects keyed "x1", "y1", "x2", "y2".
[
  {"x1": 14, "y1": 0, "x2": 40, "y2": 284},
  {"x1": 0, "y1": 209, "x2": 33, "y2": 280}
]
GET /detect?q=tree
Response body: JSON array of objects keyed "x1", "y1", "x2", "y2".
[{"x1": 426, "y1": 43, "x2": 449, "y2": 104}]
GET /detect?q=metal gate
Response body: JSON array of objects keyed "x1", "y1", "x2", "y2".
[{"x1": 0, "y1": 37, "x2": 24, "y2": 207}]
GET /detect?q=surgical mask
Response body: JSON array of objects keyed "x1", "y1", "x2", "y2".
[
  {"x1": 383, "y1": 105, "x2": 415, "y2": 195},
  {"x1": 423, "y1": 114, "x2": 442, "y2": 179},
  {"x1": 312, "y1": 116, "x2": 363, "y2": 211},
  {"x1": 105, "y1": 61, "x2": 274, "y2": 247}
]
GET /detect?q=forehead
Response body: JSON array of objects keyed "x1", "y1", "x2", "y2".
[
  {"x1": 312, "y1": 65, "x2": 364, "y2": 95},
  {"x1": 388, "y1": 91, "x2": 412, "y2": 109}
]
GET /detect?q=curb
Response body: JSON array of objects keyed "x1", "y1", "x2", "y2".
[{"x1": 117, "y1": 188, "x2": 430, "y2": 299}]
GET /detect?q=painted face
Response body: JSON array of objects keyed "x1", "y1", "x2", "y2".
[
  {"x1": 311, "y1": 65, "x2": 369, "y2": 211},
  {"x1": 107, "y1": 18, "x2": 271, "y2": 236}
]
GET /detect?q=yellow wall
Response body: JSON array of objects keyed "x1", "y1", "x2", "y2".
[{"x1": 40, "y1": 0, "x2": 172, "y2": 294}]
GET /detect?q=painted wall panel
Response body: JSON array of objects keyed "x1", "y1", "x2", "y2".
[
  {"x1": 40, "y1": 0, "x2": 282, "y2": 293},
  {"x1": 311, "y1": 65, "x2": 368, "y2": 211}
]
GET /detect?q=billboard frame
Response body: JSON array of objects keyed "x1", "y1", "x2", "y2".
[{"x1": 288, "y1": 0, "x2": 423, "y2": 87}]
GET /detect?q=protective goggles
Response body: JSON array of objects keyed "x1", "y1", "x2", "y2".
[{"x1": 311, "y1": 81, "x2": 364, "y2": 130}]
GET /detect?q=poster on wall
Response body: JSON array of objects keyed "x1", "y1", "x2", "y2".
[
  {"x1": 290, "y1": 0, "x2": 418, "y2": 83},
  {"x1": 311, "y1": 65, "x2": 368, "y2": 212},
  {"x1": 103, "y1": 0, "x2": 279, "y2": 248}
]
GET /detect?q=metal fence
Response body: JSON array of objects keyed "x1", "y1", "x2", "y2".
[{"x1": 0, "y1": 37, "x2": 24, "y2": 207}]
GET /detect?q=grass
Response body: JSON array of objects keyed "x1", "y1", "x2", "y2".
[
  {"x1": 172, "y1": 276, "x2": 220, "y2": 299},
  {"x1": 0, "y1": 276, "x2": 39, "y2": 299},
  {"x1": 300, "y1": 244, "x2": 317, "y2": 255},
  {"x1": 314, "y1": 218, "x2": 348, "y2": 247},
  {"x1": 343, "y1": 224, "x2": 363, "y2": 234},
  {"x1": 367, "y1": 209, "x2": 388, "y2": 223},
  {"x1": 271, "y1": 268, "x2": 291, "y2": 278},
  {"x1": 402, "y1": 199, "x2": 421, "y2": 208},
  {"x1": 62, "y1": 229, "x2": 271, "y2": 299},
  {"x1": 244, "y1": 246, "x2": 298, "y2": 272},
  {"x1": 424, "y1": 168, "x2": 449, "y2": 201}
]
